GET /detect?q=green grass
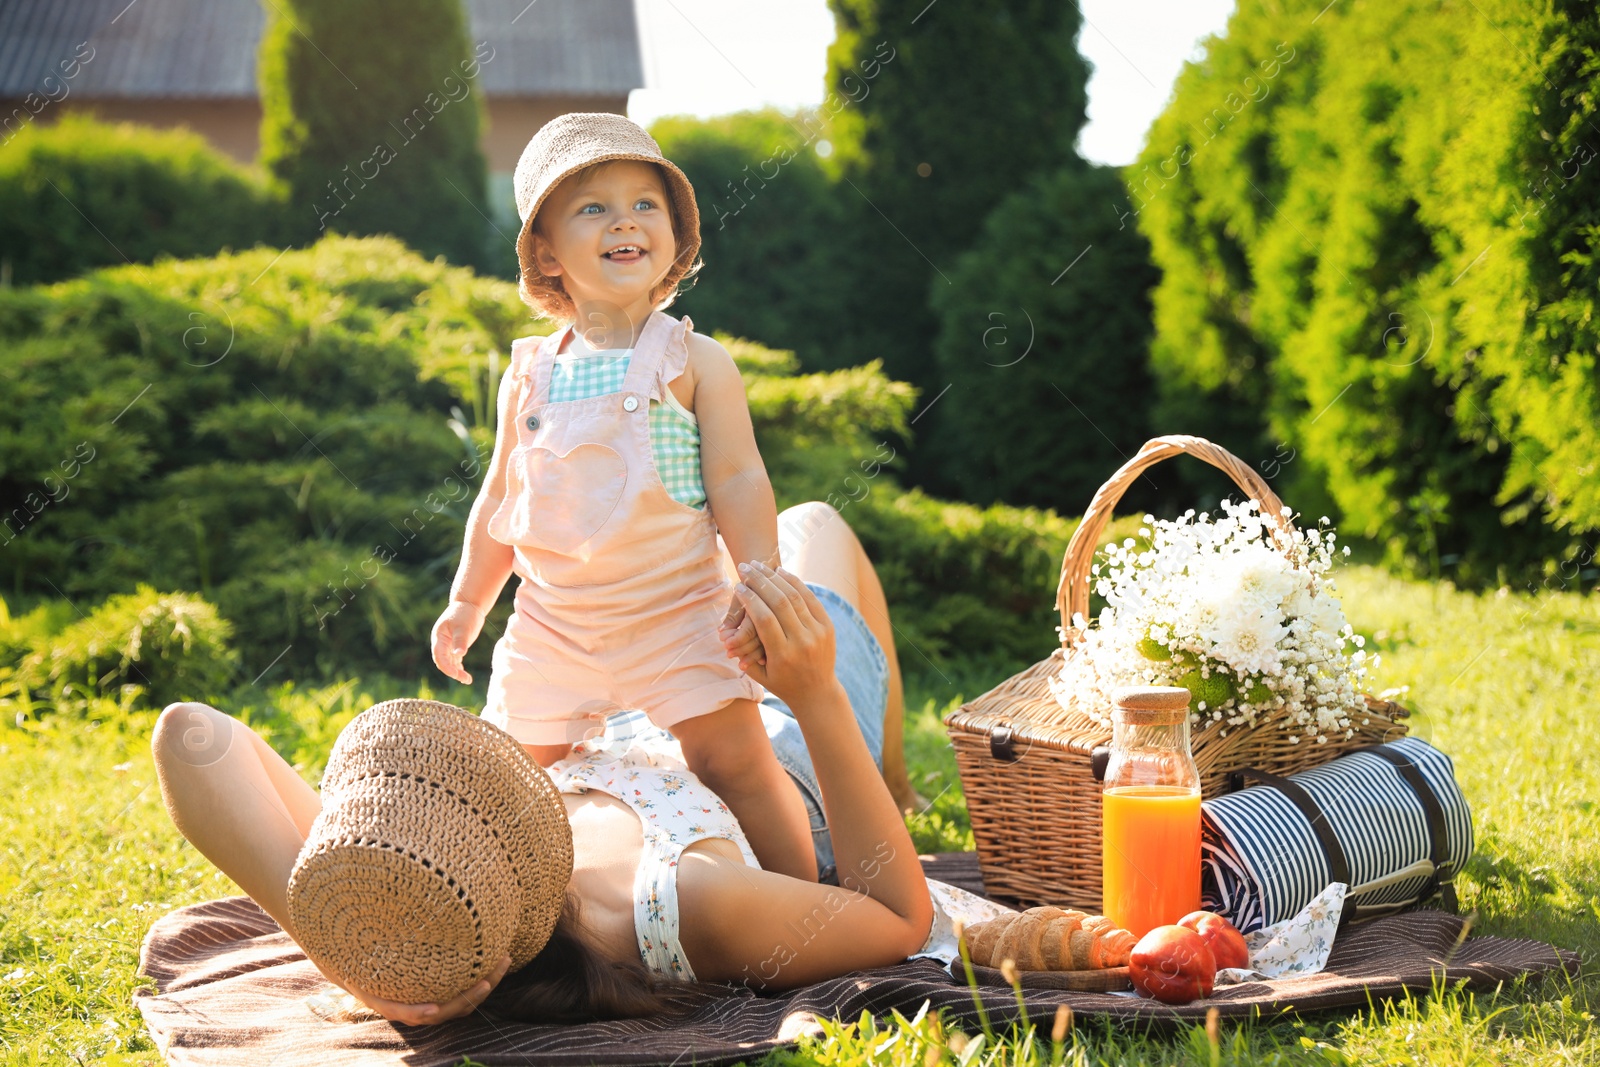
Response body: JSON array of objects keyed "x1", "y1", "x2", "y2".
[{"x1": 2, "y1": 567, "x2": 1596, "y2": 1064}]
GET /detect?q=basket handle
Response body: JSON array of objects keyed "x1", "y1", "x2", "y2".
[{"x1": 1055, "y1": 435, "x2": 1294, "y2": 644}]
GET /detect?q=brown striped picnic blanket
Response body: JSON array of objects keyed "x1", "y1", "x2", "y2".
[{"x1": 133, "y1": 852, "x2": 1578, "y2": 1067}]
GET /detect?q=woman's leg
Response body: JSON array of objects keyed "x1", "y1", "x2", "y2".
[
  {"x1": 724, "y1": 501, "x2": 920, "y2": 812},
  {"x1": 150, "y1": 701, "x2": 321, "y2": 939},
  {"x1": 839, "y1": 530, "x2": 922, "y2": 813}
]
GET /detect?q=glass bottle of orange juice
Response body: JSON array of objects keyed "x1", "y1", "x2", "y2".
[{"x1": 1101, "y1": 685, "x2": 1201, "y2": 937}]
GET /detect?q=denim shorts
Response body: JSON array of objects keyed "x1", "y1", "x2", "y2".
[{"x1": 590, "y1": 581, "x2": 889, "y2": 883}]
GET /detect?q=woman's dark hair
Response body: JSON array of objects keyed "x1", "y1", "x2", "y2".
[{"x1": 482, "y1": 888, "x2": 737, "y2": 1023}]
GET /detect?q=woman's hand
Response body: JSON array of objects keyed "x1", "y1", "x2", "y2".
[
  {"x1": 337, "y1": 953, "x2": 512, "y2": 1027},
  {"x1": 431, "y1": 600, "x2": 487, "y2": 684},
  {"x1": 729, "y1": 561, "x2": 836, "y2": 704}
]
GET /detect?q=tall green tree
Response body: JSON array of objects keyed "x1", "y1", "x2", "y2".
[
  {"x1": 1422, "y1": 0, "x2": 1600, "y2": 556},
  {"x1": 1135, "y1": 0, "x2": 1595, "y2": 583},
  {"x1": 653, "y1": 109, "x2": 851, "y2": 364},
  {"x1": 820, "y1": 0, "x2": 1091, "y2": 495},
  {"x1": 1127, "y1": 7, "x2": 1313, "y2": 505},
  {"x1": 257, "y1": 0, "x2": 491, "y2": 269},
  {"x1": 928, "y1": 163, "x2": 1161, "y2": 514}
]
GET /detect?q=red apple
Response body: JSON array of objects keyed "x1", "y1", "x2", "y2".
[
  {"x1": 1177, "y1": 910, "x2": 1251, "y2": 971},
  {"x1": 1129, "y1": 925, "x2": 1216, "y2": 1004}
]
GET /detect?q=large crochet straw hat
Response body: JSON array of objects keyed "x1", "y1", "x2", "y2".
[
  {"x1": 286, "y1": 700, "x2": 573, "y2": 1005},
  {"x1": 512, "y1": 111, "x2": 702, "y2": 317}
]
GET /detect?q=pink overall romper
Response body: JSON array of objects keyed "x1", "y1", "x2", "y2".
[{"x1": 482, "y1": 309, "x2": 765, "y2": 746}]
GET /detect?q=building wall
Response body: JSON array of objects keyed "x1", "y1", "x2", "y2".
[
  {"x1": 1, "y1": 98, "x2": 262, "y2": 161},
  {"x1": 482, "y1": 95, "x2": 626, "y2": 171}
]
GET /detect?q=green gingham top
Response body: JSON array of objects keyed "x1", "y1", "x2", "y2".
[{"x1": 549, "y1": 336, "x2": 707, "y2": 510}]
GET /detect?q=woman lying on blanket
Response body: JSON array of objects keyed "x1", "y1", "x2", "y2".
[{"x1": 151, "y1": 501, "x2": 1010, "y2": 1025}]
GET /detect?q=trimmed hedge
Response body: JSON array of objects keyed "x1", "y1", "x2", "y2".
[
  {"x1": 0, "y1": 114, "x2": 284, "y2": 286},
  {"x1": 6, "y1": 585, "x2": 237, "y2": 706},
  {"x1": 0, "y1": 235, "x2": 517, "y2": 681},
  {"x1": 846, "y1": 487, "x2": 1144, "y2": 676}
]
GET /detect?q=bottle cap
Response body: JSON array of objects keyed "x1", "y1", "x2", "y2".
[{"x1": 1111, "y1": 685, "x2": 1192, "y2": 725}]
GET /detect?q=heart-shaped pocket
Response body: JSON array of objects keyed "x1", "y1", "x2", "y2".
[{"x1": 512, "y1": 442, "x2": 628, "y2": 554}]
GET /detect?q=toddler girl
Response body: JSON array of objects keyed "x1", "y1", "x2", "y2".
[{"x1": 430, "y1": 113, "x2": 815, "y2": 880}]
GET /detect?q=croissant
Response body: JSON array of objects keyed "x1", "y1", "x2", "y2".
[{"x1": 961, "y1": 907, "x2": 1137, "y2": 971}]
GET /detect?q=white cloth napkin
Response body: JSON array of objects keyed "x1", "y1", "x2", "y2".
[{"x1": 1216, "y1": 881, "x2": 1348, "y2": 984}]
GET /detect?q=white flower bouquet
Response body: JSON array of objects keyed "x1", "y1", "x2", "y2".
[{"x1": 1045, "y1": 497, "x2": 1377, "y2": 743}]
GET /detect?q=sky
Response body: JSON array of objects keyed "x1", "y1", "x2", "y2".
[{"x1": 628, "y1": 0, "x2": 1238, "y2": 168}]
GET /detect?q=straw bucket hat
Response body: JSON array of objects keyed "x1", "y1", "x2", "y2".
[
  {"x1": 512, "y1": 111, "x2": 702, "y2": 317},
  {"x1": 286, "y1": 699, "x2": 573, "y2": 1005}
]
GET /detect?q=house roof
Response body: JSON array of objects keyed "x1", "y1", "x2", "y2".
[{"x1": 0, "y1": 0, "x2": 643, "y2": 99}]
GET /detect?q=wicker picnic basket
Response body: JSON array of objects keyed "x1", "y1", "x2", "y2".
[{"x1": 943, "y1": 435, "x2": 1410, "y2": 909}]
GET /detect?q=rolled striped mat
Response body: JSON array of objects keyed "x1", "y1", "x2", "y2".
[{"x1": 1201, "y1": 737, "x2": 1474, "y2": 933}]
